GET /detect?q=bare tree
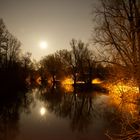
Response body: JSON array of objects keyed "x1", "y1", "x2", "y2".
[
  {"x1": 0, "y1": 19, "x2": 8, "y2": 68},
  {"x1": 93, "y1": 0, "x2": 140, "y2": 89},
  {"x1": 57, "y1": 39, "x2": 95, "y2": 84},
  {"x1": 0, "y1": 19, "x2": 21, "y2": 69},
  {"x1": 92, "y1": 1, "x2": 140, "y2": 139},
  {"x1": 7, "y1": 35, "x2": 21, "y2": 67},
  {"x1": 21, "y1": 52, "x2": 32, "y2": 69},
  {"x1": 40, "y1": 54, "x2": 63, "y2": 85}
]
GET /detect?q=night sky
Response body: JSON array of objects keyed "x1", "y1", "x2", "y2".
[{"x1": 0, "y1": 0, "x2": 98, "y2": 60}]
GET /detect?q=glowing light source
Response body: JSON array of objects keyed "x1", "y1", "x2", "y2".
[
  {"x1": 62, "y1": 78, "x2": 74, "y2": 85},
  {"x1": 39, "y1": 41, "x2": 48, "y2": 49},
  {"x1": 76, "y1": 81, "x2": 85, "y2": 84},
  {"x1": 40, "y1": 107, "x2": 46, "y2": 116},
  {"x1": 92, "y1": 78, "x2": 102, "y2": 84},
  {"x1": 61, "y1": 78, "x2": 74, "y2": 92},
  {"x1": 63, "y1": 84, "x2": 74, "y2": 92}
]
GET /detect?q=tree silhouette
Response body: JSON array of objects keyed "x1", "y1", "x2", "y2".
[
  {"x1": 40, "y1": 54, "x2": 64, "y2": 85},
  {"x1": 0, "y1": 19, "x2": 32, "y2": 92},
  {"x1": 57, "y1": 39, "x2": 95, "y2": 85},
  {"x1": 93, "y1": 0, "x2": 140, "y2": 90}
]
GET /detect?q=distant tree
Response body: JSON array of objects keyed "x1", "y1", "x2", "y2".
[
  {"x1": 7, "y1": 35, "x2": 21, "y2": 68},
  {"x1": 93, "y1": 0, "x2": 140, "y2": 89},
  {"x1": 0, "y1": 19, "x2": 21, "y2": 69},
  {"x1": 40, "y1": 54, "x2": 63, "y2": 85},
  {"x1": 57, "y1": 48, "x2": 78, "y2": 85},
  {"x1": 94, "y1": 63, "x2": 109, "y2": 80},
  {"x1": 21, "y1": 52, "x2": 32, "y2": 70},
  {"x1": 0, "y1": 19, "x2": 33, "y2": 90},
  {"x1": 20, "y1": 52, "x2": 32, "y2": 82},
  {"x1": 57, "y1": 39, "x2": 95, "y2": 84},
  {"x1": 0, "y1": 19, "x2": 8, "y2": 69}
]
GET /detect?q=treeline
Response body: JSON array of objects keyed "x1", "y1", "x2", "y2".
[
  {"x1": 0, "y1": 18, "x2": 110, "y2": 91},
  {"x1": 0, "y1": 19, "x2": 33, "y2": 92},
  {"x1": 38, "y1": 39, "x2": 109, "y2": 86}
]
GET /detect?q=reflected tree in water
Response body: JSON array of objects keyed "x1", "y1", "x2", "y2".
[
  {"x1": 0, "y1": 88, "x2": 33, "y2": 140},
  {"x1": 37, "y1": 85, "x2": 109, "y2": 133}
]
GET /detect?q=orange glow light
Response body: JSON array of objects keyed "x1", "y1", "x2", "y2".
[
  {"x1": 108, "y1": 82, "x2": 139, "y2": 117},
  {"x1": 92, "y1": 78, "x2": 102, "y2": 84},
  {"x1": 61, "y1": 78, "x2": 74, "y2": 85},
  {"x1": 36, "y1": 76, "x2": 42, "y2": 85},
  {"x1": 61, "y1": 77, "x2": 74, "y2": 92}
]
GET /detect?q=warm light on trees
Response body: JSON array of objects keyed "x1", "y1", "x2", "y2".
[{"x1": 93, "y1": 0, "x2": 140, "y2": 90}]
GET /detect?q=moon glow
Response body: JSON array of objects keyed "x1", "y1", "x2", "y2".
[{"x1": 39, "y1": 41, "x2": 48, "y2": 49}]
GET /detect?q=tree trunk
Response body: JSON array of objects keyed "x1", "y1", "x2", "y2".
[{"x1": 52, "y1": 75, "x2": 56, "y2": 86}]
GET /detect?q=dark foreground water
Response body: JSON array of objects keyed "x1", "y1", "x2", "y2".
[{"x1": 0, "y1": 85, "x2": 120, "y2": 140}]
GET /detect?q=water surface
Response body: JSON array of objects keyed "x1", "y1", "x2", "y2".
[{"x1": 0, "y1": 86, "x2": 118, "y2": 140}]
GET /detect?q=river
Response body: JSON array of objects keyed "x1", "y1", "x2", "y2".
[{"x1": 0, "y1": 85, "x2": 131, "y2": 140}]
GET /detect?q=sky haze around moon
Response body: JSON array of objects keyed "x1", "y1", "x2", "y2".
[{"x1": 0, "y1": 0, "x2": 99, "y2": 60}]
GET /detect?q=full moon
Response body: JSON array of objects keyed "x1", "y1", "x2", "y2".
[{"x1": 39, "y1": 41, "x2": 48, "y2": 49}]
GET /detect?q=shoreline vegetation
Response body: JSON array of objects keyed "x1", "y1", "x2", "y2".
[{"x1": 1, "y1": 0, "x2": 140, "y2": 139}]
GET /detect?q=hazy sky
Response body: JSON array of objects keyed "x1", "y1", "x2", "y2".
[{"x1": 0, "y1": 0, "x2": 98, "y2": 60}]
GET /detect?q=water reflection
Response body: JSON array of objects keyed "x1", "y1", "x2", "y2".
[
  {"x1": 0, "y1": 84, "x2": 118, "y2": 140},
  {"x1": 37, "y1": 85, "x2": 110, "y2": 134},
  {"x1": 40, "y1": 107, "x2": 46, "y2": 116},
  {"x1": 0, "y1": 88, "x2": 32, "y2": 140}
]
